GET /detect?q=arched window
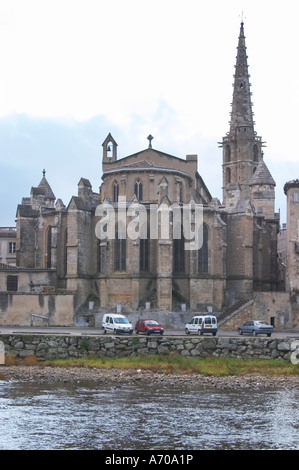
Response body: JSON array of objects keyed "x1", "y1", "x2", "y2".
[
  {"x1": 226, "y1": 145, "x2": 231, "y2": 163},
  {"x1": 134, "y1": 180, "x2": 143, "y2": 201},
  {"x1": 63, "y1": 228, "x2": 68, "y2": 276},
  {"x1": 113, "y1": 181, "x2": 119, "y2": 203},
  {"x1": 106, "y1": 141, "x2": 113, "y2": 158},
  {"x1": 140, "y1": 225, "x2": 150, "y2": 272},
  {"x1": 198, "y1": 224, "x2": 208, "y2": 273},
  {"x1": 173, "y1": 225, "x2": 185, "y2": 273},
  {"x1": 226, "y1": 167, "x2": 231, "y2": 184},
  {"x1": 46, "y1": 226, "x2": 52, "y2": 269},
  {"x1": 114, "y1": 226, "x2": 126, "y2": 271}
]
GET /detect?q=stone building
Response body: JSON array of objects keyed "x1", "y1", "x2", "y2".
[
  {"x1": 0, "y1": 227, "x2": 16, "y2": 266},
  {"x1": 2, "y1": 21, "x2": 292, "y2": 327}
]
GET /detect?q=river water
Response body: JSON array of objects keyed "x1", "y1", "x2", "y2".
[{"x1": 0, "y1": 377, "x2": 298, "y2": 450}]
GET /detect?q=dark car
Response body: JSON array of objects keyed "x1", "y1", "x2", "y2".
[
  {"x1": 238, "y1": 320, "x2": 274, "y2": 337},
  {"x1": 135, "y1": 319, "x2": 164, "y2": 335}
]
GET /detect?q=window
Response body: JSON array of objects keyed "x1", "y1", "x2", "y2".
[
  {"x1": 198, "y1": 224, "x2": 208, "y2": 273},
  {"x1": 114, "y1": 227, "x2": 126, "y2": 271},
  {"x1": 134, "y1": 180, "x2": 143, "y2": 201},
  {"x1": 9, "y1": 242, "x2": 16, "y2": 253},
  {"x1": 173, "y1": 226, "x2": 185, "y2": 273},
  {"x1": 113, "y1": 181, "x2": 119, "y2": 203},
  {"x1": 7, "y1": 275, "x2": 18, "y2": 291},
  {"x1": 226, "y1": 145, "x2": 231, "y2": 163},
  {"x1": 140, "y1": 226, "x2": 150, "y2": 272},
  {"x1": 63, "y1": 228, "x2": 68, "y2": 277},
  {"x1": 226, "y1": 167, "x2": 231, "y2": 184}
]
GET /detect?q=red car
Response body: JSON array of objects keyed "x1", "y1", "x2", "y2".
[{"x1": 135, "y1": 319, "x2": 164, "y2": 335}]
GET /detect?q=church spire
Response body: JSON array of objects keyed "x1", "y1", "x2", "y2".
[
  {"x1": 221, "y1": 21, "x2": 265, "y2": 206},
  {"x1": 229, "y1": 21, "x2": 254, "y2": 133}
]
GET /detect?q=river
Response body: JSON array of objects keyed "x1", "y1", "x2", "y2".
[{"x1": 0, "y1": 375, "x2": 298, "y2": 450}]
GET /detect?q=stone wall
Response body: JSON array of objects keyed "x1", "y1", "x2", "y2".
[
  {"x1": 0, "y1": 293, "x2": 75, "y2": 326},
  {"x1": 1, "y1": 334, "x2": 297, "y2": 362},
  {"x1": 220, "y1": 292, "x2": 293, "y2": 329}
]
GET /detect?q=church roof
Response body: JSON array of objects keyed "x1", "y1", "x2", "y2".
[
  {"x1": 249, "y1": 159, "x2": 276, "y2": 186},
  {"x1": 38, "y1": 170, "x2": 56, "y2": 200}
]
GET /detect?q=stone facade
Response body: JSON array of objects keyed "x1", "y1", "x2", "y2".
[{"x1": 2, "y1": 21, "x2": 298, "y2": 328}]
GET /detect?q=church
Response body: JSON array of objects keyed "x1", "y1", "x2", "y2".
[{"x1": 3, "y1": 22, "x2": 296, "y2": 328}]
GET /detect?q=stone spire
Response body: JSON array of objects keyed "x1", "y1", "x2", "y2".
[
  {"x1": 221, "y1": 21, "x2": 264, "y2": 206},
  {"x1": 229, "y1": 21, "x2": 254, "y2": 133}
]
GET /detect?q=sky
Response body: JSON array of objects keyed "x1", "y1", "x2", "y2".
[{"x1": 0, "y1": 0, "x2": 298, "y2": 227}]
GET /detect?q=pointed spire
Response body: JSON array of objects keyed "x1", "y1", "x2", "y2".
[
  {"x1": 38, "y1": 169, "x2": 55, "y2": 200},
  {"x1": 229, "y1": 21, "x2": 254, "y2": 133}
]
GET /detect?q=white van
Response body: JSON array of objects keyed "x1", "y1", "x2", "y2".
[
  {"x1": 185, "y1": 315, "x2": 218, "y2": 336},
  {"x1": 102, "y1": 314, "x2": 133, "y2": 335}
]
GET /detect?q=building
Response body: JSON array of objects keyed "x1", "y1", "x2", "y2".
[
  {"x1": 0, "y1": 227, "x2": 17, "y2": 266},
  {"x1": 1, "y1": 22, "x2": 297, "y2": 328}
]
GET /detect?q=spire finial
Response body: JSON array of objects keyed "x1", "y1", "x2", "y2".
[
  {"x1": 43, "y1": 169, "x2": 46, "y2": 177},
  {"x1": 239, "y1": 11, "x2": 246, "y2": 25}
]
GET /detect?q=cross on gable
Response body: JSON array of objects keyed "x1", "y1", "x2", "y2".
[{"x1": 147, "y1": 134, "x2": 154, "y2": 148}]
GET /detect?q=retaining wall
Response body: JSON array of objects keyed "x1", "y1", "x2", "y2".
[{"x1": 0, "y1": 334, "x2": 298, "y2": 362}]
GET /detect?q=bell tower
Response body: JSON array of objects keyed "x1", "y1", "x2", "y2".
[{"x1": 221, "y1": 21, "x2": 265, "y2": 207}]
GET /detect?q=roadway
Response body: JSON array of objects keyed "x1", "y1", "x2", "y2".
[{"x1": 1, "y1": 326, "x2": 299, "y2": 339}]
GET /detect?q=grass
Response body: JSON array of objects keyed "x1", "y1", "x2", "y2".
[{"x1": 36, "y1": 354, "x2": 299, "y2": 377}]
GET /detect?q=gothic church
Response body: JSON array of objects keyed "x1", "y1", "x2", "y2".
[{"x1": 13, "y1": 22, "x2": 281, "y2": 323}]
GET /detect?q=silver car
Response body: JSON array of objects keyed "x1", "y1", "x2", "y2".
[{"x1": 238, "y1": 320, "x2": 274, "y2": 337}]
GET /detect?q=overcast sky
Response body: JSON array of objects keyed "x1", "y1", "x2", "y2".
[{"x1": 0, "y1": 0, "x2": 298, "y2": 226}]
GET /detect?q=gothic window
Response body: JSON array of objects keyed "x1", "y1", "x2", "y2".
[
  {"x1": 198, "y1": 224, "x2": 208, "y2": 273},
  {"x1": 114, "y1": 226, "x2": 126, "y2": 271},
  {"x1": 226, "y1": 145, "x2": 231, "y2": 162},
  {"x1": 173, "y1": 226, "x2": 185, "y2": 273},
  {"x1": 140, "y1": 226, "x2": 150, "y2": 272},
  {"x1": 226, "y1": 167, "x2": 231, "y2": 184},
  {"x1": 113, "y1": 181, "x2": 119, "y2": 203},
  {"x1": 134, "y1": 180, "x2": 143, "y2": 201},
  {"x1": 63, "y1": 228, "x2": 68, "y2": 277},
  {"x1": 253, "y1": 144, "x2": 259, "y2": 162},
  {"x1": 46, "y1": 226, "x2": 52, "y2": 269}
]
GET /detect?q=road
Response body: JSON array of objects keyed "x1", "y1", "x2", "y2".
[{"x1": 1, "y1": 326, "x2": 299, "y2": 339}]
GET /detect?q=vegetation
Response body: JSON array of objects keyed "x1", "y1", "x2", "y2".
[{"x1": 38, "y1": 355, "x2": 299, "y2": 377}]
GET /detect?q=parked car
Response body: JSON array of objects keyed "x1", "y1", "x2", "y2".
[
  {"x1": 238, "y1": 320, "x2": 274, "y2": 337},
  {"x1": 185, "y1": 315, "x2": 218, "y2": 336},
  {"x1": 135, "y1": 319, "x2": 164, "y2": 335},
  {"x1": 102, "y1": 314, "x2": 133, "y2": 334}
]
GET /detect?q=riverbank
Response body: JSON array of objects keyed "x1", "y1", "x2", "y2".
[{"x1": 1, "y1": 363, "x2": 299, "y2": 391}]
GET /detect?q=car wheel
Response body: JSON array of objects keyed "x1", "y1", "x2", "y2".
[
  {"x1": 114, "y1": 329, "x2": 117, "y2": 334},
  {"x1": 160, "y1": 331, "x2": 164, "y2": 335},
  {"x1": 103, "y1": 328, "x2": 107, "y2": 334},
  {"x1": 253, "y1": 330, "x2": 257, "y2": 336},
  {"x1": 135, "y1": 329, "x2": 139, "y2": 334},
  {"x1": 238, "y1": 329, "x2": 242, "y2": 335},
  {"x1": 185, "y1": 328, "x2": 190, "y2": 334},
  {"x1": 146, "y1": 330, "x2": 151, "y2": 336},
  {"x1": 267, "y1": 333, "x2": 271, "y2": 337}
]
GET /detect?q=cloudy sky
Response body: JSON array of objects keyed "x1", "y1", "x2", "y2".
[{"x1": 0, "y1": 0, "x2": 298, "y2": 226}]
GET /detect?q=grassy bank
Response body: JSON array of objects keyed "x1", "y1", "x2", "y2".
[{"x1": 38, "y1": 355, "x2": 299, "y2": 377}]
